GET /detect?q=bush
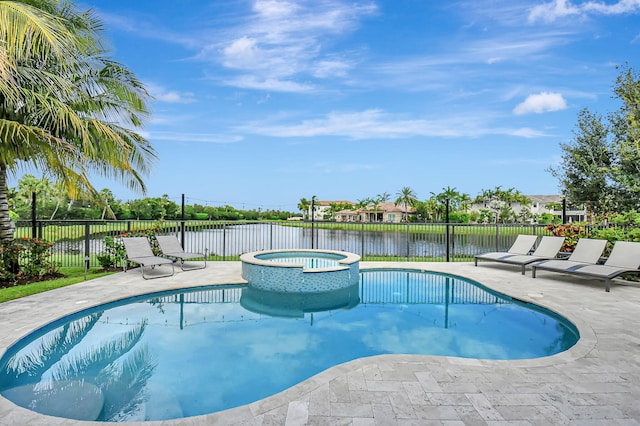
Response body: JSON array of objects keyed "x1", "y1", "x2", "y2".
[
  {"x1": 97, "y1": 224, "x2": 163, "y2": 269},
  {"x1": 546, "y1": 222, "x2": 640, "y2": 256},
  {"x1": 544, "y1": 223, "x2": 590, "y2": 252},
  {"x1": 536, "y1": 213, "x2": 560, "y2": 225},
  {"x1": 0, "y1": 237, "x2": 59, "y2": 284},
  {"x1": 448, "y1": 212, "x2": 470, "y2": 223}
]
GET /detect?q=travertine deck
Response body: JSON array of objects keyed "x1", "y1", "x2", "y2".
[{"x1": 0, "y1": 261, "x2": 639, "y2": 425}]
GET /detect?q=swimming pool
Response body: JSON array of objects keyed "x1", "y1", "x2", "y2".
[{"x1": 0, "y1": 269, "x2": 579, "y2": 422}]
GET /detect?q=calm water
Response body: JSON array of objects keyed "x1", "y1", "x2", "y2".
[
  {"x1": 255, "y1": 251, "x2": 345, "y2": 268},
  {"x1": 56, "y1": 223, "x2": 521, "y2": 260},
  {"x1": 0, "y1": 269, "x2": 578, "y2": 422}
]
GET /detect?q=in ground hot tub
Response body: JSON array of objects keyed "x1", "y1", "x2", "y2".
[{"x1": 240, "y1": 249, "x2": 360, "y2": 292}]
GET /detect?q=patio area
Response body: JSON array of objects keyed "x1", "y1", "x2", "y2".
[{"x1": 0, "y1": 261, "x2": 639, "y2": 425}]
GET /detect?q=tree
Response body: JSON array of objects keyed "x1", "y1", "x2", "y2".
[
  {"x1": 430, "y1": 186, "x2": 471, "y2": 212},
  {"x1": 0, "y1": 0, "x2": 156, "y2": 244},
  {"x1": 551, "y1": 65, "x2": 640, "y2": 213},
  {"x1": 610, "y1": 64, "x2": 640, "y2": 210},
  {"x1": 15, "y1": 174, "x2": 52, "y2": 208},
  {"x1": 474, "y1": 186, "x2": 531, "y2": 223},
  {"x1": 367, "y1": 192, "x2": 390, "y2": 222},
  {"x1": 395, "y1": 187, "x2": 418, "y2": 222},
  {"x1": 549, "y1": 109, "x2": 613, "y2": 214},
  {"x1": 297, "y1": 198, "x2": 310, "y2": 219},
  {"x1": 420, "y1": 197, "x2": 444, "y2": 222}
]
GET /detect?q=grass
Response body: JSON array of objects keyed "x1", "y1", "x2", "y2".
[
  {"x1": 0, "y1": 267, "x2": 117, "y2": 304},
  {"x1": 281, "y1": 221, "x2": 542, "y2": 235}
]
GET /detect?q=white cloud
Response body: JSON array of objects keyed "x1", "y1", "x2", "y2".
[
  {"x1": 312, "y1": 59, "x2": 352, "y2": 78},
  {"x1": 147, "y1": 83, "x2": 197, "y2": 104},
  {"x1": 508, "y1": 127, "x2": 551, "y2": 138},
  {"x1": 150, "y1": 131, "x2": 243, "y2": 144},
  {"x1": 529, "y1": 0, "x2": 640, "y2": 23},
  {"x1": 209, "y1": 0, "x2": 377, "y2": 90},
  {"x1": 223, "y1": 75, "x2": 315, "y2": 93},
  {"x1": 513, "y1": 92, "x2": 567, "y2": 115},
  {"x1": 240, "y1": 109, "x2": 550, "y2": 139}
]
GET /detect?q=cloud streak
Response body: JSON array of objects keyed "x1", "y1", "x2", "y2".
[
  {"x1": 150, "y1": 132, "x2": 243, "y2": 144},
  {"x1": 206, "y1": 0, "x2": 377, "y2": 92},
  {"x1": 240, "y1": 109, "x2": 550, "y2": 139},
  {"x1": 529, "y1": 0, "x2": 640, "y2": 23}
]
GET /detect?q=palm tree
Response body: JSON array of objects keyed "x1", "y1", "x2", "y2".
[
  {"x1": 15, "y1": 174, "x2": 52, "y2": 208},
  {"x1": 0, "y1": 0, "x2": 156, "y2": 244},
  {"x1": 373, "y1": 192, "x2": 390, "y2": 222},
  {"x1": 395, "y1": 187, "x2": 418, "y2": 222},
  {"x1": 297, "y1": 198, "x2": 310, "y2": 219}
]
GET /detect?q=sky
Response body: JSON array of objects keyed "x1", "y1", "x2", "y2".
[{"x1": 22, "y1": 0, "x2": 640, "y2": 211}]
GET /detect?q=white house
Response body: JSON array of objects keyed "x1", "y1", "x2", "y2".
[
  {"x1": 470, "y1": 194, "x2": 587, "y2": 223},
  {"x1": 307, "y1": 200, "x2": 355, "y2": 221}
]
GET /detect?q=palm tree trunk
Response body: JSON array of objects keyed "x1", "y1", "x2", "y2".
[
  {"x1": 0, "y1": 165, "x2": 16, "y2": 244},
  {"x1": 50, "y1": 200, "x2": 60, "y2": 220}
]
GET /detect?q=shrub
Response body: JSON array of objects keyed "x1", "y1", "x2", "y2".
[
  {"x1": 544, "y1": 223, "x2": 591, "y2": 252},
  {"x1": 98, "y1": 224, "x2": 163, "y2": 269},
  {"x1": 0, "y1": 237, "x2": 59, "y2": 284},
  {"x1": 97, "y1": 236, "x2": 127, "y2": 269},
  {"x1": 448, "y1": 212, "x2": 470, "y2": 223}
]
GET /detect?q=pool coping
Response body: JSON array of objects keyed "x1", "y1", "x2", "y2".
[
  {"x1": 0, "y1": 261, "x2": 638, "y2": 424},
  {"x1": 240, "y1": 249, "x2": 361, "y2": 271}
]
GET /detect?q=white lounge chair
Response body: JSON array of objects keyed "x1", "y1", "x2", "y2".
[
  {"x1": 156, "y1": 235, "x2": 207, "y2": 271},
  {"x1": 122, "y1": 237, "x2": 175, "y2": 279},
  {"x1": 531, "y1": 238, "x2": 608, "y2": 282},
  {"x1": 539, "y1": 241, "x2": 640, "y2": 292},
  {"x1": 474, "y1": 234, "x2": 538, "y2": 267},
  {"x1": 475, "y1": 236, "x2": 566, "y2": 275}
]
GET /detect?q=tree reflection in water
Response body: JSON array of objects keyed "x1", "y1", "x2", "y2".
[{"x1": 0, "y1": 312, "x2": 156, "y2": 421}]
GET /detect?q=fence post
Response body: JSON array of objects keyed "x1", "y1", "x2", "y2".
[
  {"x1": 270, "y1": 222, "x2": 273, "y2": 249},
  {"x1": 406, "y1": 222, "x2": 410, "y2": 261},
  {"x1": 31, "y1": 192, "x2": 36, "y2": 239},
  {"x1": 495, "y1": 223, "x2": 499, "y2": 251},
  {"x1": 451, "y1": 225, "x2": 455, "y2": 261},
  {"x1": 361, "y1": 222, "x2": 365, "y2": 258},
  {"x1": 180, "y1": 193, "x2": 186, "y2": 248},
  {"x1": 311, "y1": 198, "x2": 315, "y2": 250},
  {"x1": 84, "y1": 222, "x2": 91, "y2": 269},
  {"x1": 445, "y1": 199, "x2": 450, "y2": 262},
  {"x1": 222, "y1": 225, "x2": 226, "y2": 260}
]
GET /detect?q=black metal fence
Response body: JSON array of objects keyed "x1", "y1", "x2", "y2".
[{"x1": 15, "y1": 219, "x2": 555, "y2": 268}]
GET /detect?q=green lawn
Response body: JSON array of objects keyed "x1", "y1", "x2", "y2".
[{"x1": 0, "y1": 268, "x2": 117, "y2": 304}]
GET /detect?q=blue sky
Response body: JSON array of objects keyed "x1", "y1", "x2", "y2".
[{"x1": 56, "y1": 1, "x2": 640, "y2": 210}]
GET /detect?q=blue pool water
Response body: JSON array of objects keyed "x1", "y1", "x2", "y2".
[
  {"x1": 0, "y1": 269, "x2": 578, "y2": 422},
  {"x1": 254, "y1": 251, "x2": 344, "y2": 268}
]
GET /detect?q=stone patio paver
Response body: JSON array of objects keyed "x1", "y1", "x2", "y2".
[{"x1": 0, "y1": 261, "x2": 639, "y2": 425}]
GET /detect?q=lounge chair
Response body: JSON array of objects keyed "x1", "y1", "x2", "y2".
[
  {"x1": 156, "y1": 235, "x2": 207, "y2": 271},
  {"x1": 122, "y1": 237, "x2": 175, "y2": 279},
  {"x1": 531, "y1": 238, "x2": 608, "y2": 281},
  {"x1": 474, "y1": 234, "x2": 538, "y2": 264},
  {"x1": 475, "y1": 235, "x2": 565, "y2": 275},
  {"x1": 536, "y1": 241, "x2": 640, "y2": 292}
]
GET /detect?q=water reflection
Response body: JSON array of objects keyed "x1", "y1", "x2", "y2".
[
  {"x1": 240, "y1": 284, "x2": 360, "y2": 319},
  {"x1": 0, "y1": 270, "x2": 579, "y2": 422},
  {"x1": 0, "y1": 313, "x2": 156, "y2": 421}
]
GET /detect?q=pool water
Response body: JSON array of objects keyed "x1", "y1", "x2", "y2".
[
  {"x1": 0, "y1": 269, "x2": 579, "y2": 422},
  {"x1": 254, "y1": 251, "x2": 344, "y2": 268}
]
